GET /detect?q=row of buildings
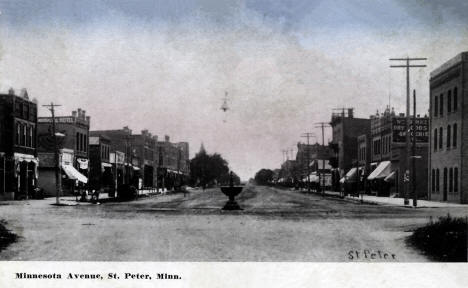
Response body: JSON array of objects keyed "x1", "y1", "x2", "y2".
[
  {"x1": 277, "y1": 51, "x2": 468, "y2": 204},
  {"x1": 0, "y1": 90, "x2": 190, "y2": 200}
]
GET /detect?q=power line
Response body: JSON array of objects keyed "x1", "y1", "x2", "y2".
[
  {"x1": 390, "y1": 56, "x2": 426, "y2": 205},
  {"x1": 42, "y1": 102, "x2": 62, "y2": 205},
  {"x1": 301, "y1": 132, "x2": 316, "y2": 193},
  {"x1": 315, "y1": 122, "x2": 331, "y2": 196}
]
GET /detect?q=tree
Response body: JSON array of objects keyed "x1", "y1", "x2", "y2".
[
  {"x1": 189, "y1": 144, "x2": 234, "y2": 188},
  {"x1": 254, "y1": 169, "x2": 274, "y2": 185}
]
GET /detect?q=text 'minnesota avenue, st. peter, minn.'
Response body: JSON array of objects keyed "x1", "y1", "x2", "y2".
[{"x1": 15, "y1": 272, "x2": 181, "y2": 280}]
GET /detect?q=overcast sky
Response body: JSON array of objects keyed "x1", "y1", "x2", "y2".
[{"x1": 0, "y1": 0, "x2": 467, "y2": 180}]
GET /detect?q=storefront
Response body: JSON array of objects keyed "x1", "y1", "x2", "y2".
[
  {"x1": 0, "y1": 152, "x2": 38, "y2": 200},
  {"x1": 367, "y1": 161, "x2": 393, "y2": 196}
]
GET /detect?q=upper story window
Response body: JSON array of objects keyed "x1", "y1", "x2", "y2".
[
  {"x1": 439, "y1": 127, "x2": 443, "y2": 150},
  {"x1": 447, "y1": 90, "x2": 452, "y2": 113},
  {"x1": 16, "y1": 123, "x2": 21, "y2": 145},
  {"x1": 453, "y1": 123, "x2": 457, "y2": 148},
  {"x1": 433, "y1": 129, "x2": 437, "y2": 151},
  {"x1": 447, "y1": 125, "x2": 451, "y2": 148},
  {"x1": 439, "y1": 94, "x2": 444, "y2": 116},
  {"x1": 453, "y1": 87, "x2": 458, "y2": 111},
  {"x1": 434, "y1": 95, "x2": 438, "y2": 117}
]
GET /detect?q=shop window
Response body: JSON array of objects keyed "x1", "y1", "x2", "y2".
[
  {"x1": 447, "y1": 125, "x2": 451, "y2": 148},
  {"x1": 453, "y1": 123, "x2": 457, "y2": 148},
  {"x1": 434, "y1": 95, "x2": 438, "y2": 117},
  {"x1": 454, "y1": 168, "x2": 458, "y2": 193},
  {"x1": 453, "y1": 87, "x2": 458, "y2": 111}
]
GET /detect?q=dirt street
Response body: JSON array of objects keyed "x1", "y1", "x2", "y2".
[{"x1": 0, "y1": 185, "x2": 466, "y2": 261}]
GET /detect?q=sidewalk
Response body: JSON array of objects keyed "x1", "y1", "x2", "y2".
[{"x1": 296, "y1": 188, "x2": 466, "y2": 208}]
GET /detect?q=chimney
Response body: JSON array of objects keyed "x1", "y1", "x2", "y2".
[
  {"x1": 8, "y1": 88, "x2": 15, "y2": 95},
  {"x1": 77, "y1": 108, "x2": 82, "y2": 117},
  {"x1": 86, "y1": 116, "x2": 90, "y2": 123},
  {"x1": 417, "y1": 114, "x2": 420, "y2": 118},
  {"x1": 165, "y1": 135, "x2": 170, "y2": 142},
  {"x1": 348, "y1": 108, "x2": 354, "y2": 118},
  {"x1": 82, "y1": 110, "x2": 86, "y2": 119},
  {"x1": 72, "y1": 110, "x2": 77, "y2": 117}
]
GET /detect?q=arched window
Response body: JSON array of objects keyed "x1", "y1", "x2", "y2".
[
  {"x1": 447, "y1": 125, "x2": 451, "y2": 148},
  {"x1": 453, "y1": 87, "x2": 458, "y2": 111},
  {"x1": 434, "y1": 95, "x2": 439, "y2": 117},
  {"x1": 436, "y1": 169, "x2": 440, "y2": 192},
  {"x1": 439, "y1": 127, "x2": 443, "y2": 150},
  {"x1": 434, "y1": 129, "x2": 438, "y2": 151},
  {"x1": 453, "y1": 123, "x2": 457, "y2": 148},
  {"x1": 449, "y1": 168, "x2": 453, "y2": 192},
  {"x1": 454, "y1": 168, "x2": 458, "y2": 193}
]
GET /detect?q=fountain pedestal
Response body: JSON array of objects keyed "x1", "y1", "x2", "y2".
[{"x1": 220, "y1": 186, "x2": 243, "y2": 210}]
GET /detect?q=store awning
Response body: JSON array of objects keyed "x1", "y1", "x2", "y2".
[
  {"x1": 339, "y1": 168, "x2": 357, "y2": 183},
  {"x1": 102, "y1": 162, "x2": 112, "y2": 168},
  {"x1": 367, "y1": 161, "x2": 391, "y2": 180},
  {"x1": 384, "y1": 171, "x2": 396, "y2": 182},
  {"x1": 62, "y1": 165, "x2": 88, "y2": 183},
  {"x1": 14, "y1": 153, "x2": 38, "y2": 164}
]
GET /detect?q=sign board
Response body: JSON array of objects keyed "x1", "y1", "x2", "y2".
[{"x1": 392, "y1": 117, "x2": 429, "y2": 143}]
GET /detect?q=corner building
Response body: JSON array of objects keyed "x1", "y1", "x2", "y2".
[{"x1": 429, "y1": 51, "x2": 468, "y2": 203}]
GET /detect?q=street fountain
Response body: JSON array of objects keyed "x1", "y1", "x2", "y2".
[{"x1": 220, "y1": 171, "x2": 243, "y2": 210}]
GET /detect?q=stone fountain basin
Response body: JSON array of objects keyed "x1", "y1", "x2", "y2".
[{"x1": 220, "y1": 186, "x2": 243, "y2": 197}]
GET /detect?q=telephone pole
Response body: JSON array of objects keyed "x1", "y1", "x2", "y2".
[
  {"x1": 301, "y1": 133, "x2": 315, "y2": 193},
  {"x1": 390, "y1": 57, "x2": 426, "y2": 205},
  {"x1": 315, "y1": 122, "x2": 331, "y2": 196},
  {"x1": 43, "y1": 102, "x2": 62, "y2": 205},
  {"x1": 412, "y1": 90, "x2": 418, "y2": 207}
]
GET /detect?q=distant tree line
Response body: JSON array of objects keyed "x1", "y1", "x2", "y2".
[{"x1": 254, "y1": 169, "x2": 274, "y2": 185}]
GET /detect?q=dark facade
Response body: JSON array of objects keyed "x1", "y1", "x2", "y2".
[
  {"x1": 156, "y1": 135, "x2": 190, "y2": 191},
  {"x1": 89, "y1": 134, "x2": 114, "y2": 193},
  {"x1": 131, "y1": 130, "x2": 158, "y2": 188},
  {"x1": 0, "y1": 88, "x2": 38, "y2": 200},
  {"x1": 37, "y1": 108, "x2": 90, "y2": 196},
  {"x1": 429, "y1": 51, "x2": 468, "y2": 203},
  {"x1": 90, "y1": 127, "x2": 141, "y2": 188},
  {"x1": 330, "y1": 108, "x2": 371, "y2": 189}
]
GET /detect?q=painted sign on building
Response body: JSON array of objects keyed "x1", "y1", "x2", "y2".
[{"x1": 392, "y1": 117, "x2": 429, "y2": 143}]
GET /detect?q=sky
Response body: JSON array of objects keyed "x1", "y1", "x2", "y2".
[{"x1": 0, "y1": 0, "x2": 467, "y2": 180}]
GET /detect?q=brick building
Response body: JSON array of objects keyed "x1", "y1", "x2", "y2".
[
  {"x1": 131, "y1": 129, "x2": 158, "y2": 188},
  {"x1": 0, "y1": 88, "x2": 38, "y2": 200},
  {"x1": 156, "y1": 136, "x2": 190, "y2": 191},
  {"x1": 366, "y1": 107, "x2": 429, "y2": 198},
  {"x1": 90, "y1": 127, "x2": 141, "y2": 188},
  {"x1": 89, "y1": 134, "x2": 114, "y2": 193},
  {"x1": 429, "y1": 51, "x2": 468, "y2": 203},
  {"x1": 330, "y1": 108, "x2": 371, "y2": 190},
  {"x1": 37, "y1": 108, "x2": 90, "y2": 196}
]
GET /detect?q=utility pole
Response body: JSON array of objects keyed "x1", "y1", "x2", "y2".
[
  {"x1": 315, "y1": 122, "x2": 331, "y2": 196},
  {"x1": 390, "y1": 57, "x2": 426, "y2": 205},
  {"x1": 412, "y1": 90, "x2": 417, "y2": 207},
  {"x1": 43, "y1": 102, "x2": 62, "y2": 205},
  {"x1": 301, "y1": 133, "x2": 315, "y2": 193}
]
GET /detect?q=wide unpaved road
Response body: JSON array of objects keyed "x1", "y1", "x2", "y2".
[{"x1": 1, "y1": 184, "x2": 466, "y2": 261}]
